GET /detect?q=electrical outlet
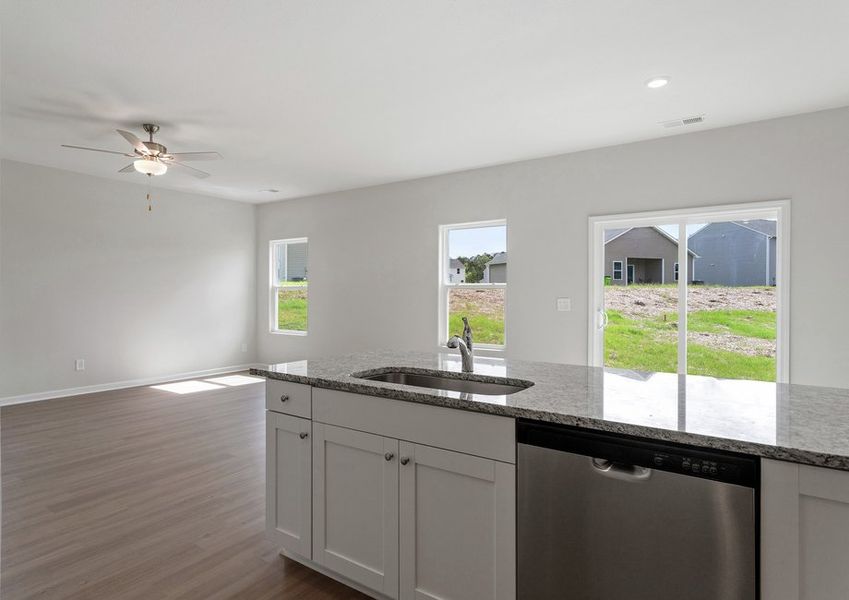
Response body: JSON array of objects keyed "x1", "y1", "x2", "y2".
[
  {"x1": 241, "y1": 343, "x2": 248, "y2": 353},
  {"x1": 556, "y1": 298, "x2": 572, "y2": 312},
  {"x1": 75, "y1": 359, "x2": 85, "y2": 371}
]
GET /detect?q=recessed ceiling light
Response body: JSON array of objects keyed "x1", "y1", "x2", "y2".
[{"x1": 646, "y1": 76, "x2": 670, "y2": 89}]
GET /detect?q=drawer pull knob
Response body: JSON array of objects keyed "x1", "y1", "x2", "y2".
[
  {"x1": 280, "y1": 394, "x2": 289, "y2": 403},
  {"x1": 299, "y1": 432, "x2": 309, "y2": 439},
  {"x1": 400, "y1": 457, "x2": 410, "y2": 465},
  {"x1": 384, "y1": 452, "x2": 395, "y2": 461}
]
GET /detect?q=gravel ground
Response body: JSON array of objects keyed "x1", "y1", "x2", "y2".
[
  {"x1": 449, "y1": 288, "x2": 504, "y2": 316},
  {"x1": 689, "y1": 331, "x2": 776, "y2": 357},
  {"x1": 605, "y1": 285, "x2": 776, "y2": 319}
]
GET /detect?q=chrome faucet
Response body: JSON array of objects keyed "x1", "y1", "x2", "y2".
[{"x1": 447, "y1": 317, "x2": 474, "y2": 373}]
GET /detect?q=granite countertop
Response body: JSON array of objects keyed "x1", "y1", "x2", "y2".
[{"x1": 251, "y1": 350, "x2": 849, "y2": 471}]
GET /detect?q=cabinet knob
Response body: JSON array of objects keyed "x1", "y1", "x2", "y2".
[
  {"x1": 299, "y1": 432, "x2": 309, "y2": 439},
  {"x1": 400, "y1": 457, "x2": 410, "y2": 465},
  {"x1": 280, "y1": 394, "x2": 289, "y2": 403},
  {"x1": 384, "y1": 452, "x2": 395, "y2": 461}
]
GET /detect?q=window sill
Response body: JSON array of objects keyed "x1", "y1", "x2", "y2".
[{"x1": 269, "y1": 330, "x2": 308, "y2": 337}]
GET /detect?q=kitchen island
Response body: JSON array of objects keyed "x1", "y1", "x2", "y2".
[{"x1": 252, "y1": 351, "x2": 849, "y2": 600}]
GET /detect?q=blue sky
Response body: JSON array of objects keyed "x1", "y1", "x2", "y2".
[{"x1": 448, "y1": 225, "x2": 506, "y2": 258}]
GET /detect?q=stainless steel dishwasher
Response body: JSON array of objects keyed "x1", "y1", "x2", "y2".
[{"x1": 517, "y1": 420, "x2": 759, "y2": 600}]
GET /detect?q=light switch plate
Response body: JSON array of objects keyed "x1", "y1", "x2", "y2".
[
  {"x1": 556, "y1": 298, "x2": 571, "y2": 312},
  {"x1": 75, "y1": 359, "x2": 85, "y2": 371}
]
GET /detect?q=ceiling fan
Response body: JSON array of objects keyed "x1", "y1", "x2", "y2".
[{"x1": 61, "y1": 124, "x2": 221, "y2": 179}]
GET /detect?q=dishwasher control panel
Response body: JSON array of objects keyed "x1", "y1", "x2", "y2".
[
  {"x1": 518, "y1": 419, "x2": 759, "y2": 488},
  {"x1": 651, "y1": 451, "x2": 742, "y2": 482}
]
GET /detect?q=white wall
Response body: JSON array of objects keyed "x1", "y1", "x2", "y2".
[
  {"x1": 0, "y1": 160, "x2": 256, "y2": 398},
  {"x1": 257, "y1": 106, "x2": 849, "y2": 388}
]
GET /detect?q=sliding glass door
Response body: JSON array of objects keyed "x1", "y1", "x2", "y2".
[{"x1": 589, "y1": 202, "x2": 788, "y2": 383}]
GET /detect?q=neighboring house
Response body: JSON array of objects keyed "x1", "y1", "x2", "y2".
[
  {"x1": 275, "y1": 241, "x2": 308, "y2": 282},
  {"x1": 604, "y1": 227, "x2": 696, "y2": 285},
  {"x1": 448, "y1": 258, "x2": 466, "y2": 283},
  {"x1": 483, "y1": 252, "x2": 507, "y2": 283},
  {"x1": 688, "y1": 219, "x2": 777, "y2": 286}
]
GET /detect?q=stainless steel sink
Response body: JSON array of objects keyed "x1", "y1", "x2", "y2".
[{"x1": 354, "y1": 369, "x2": 532, "y2": 396}]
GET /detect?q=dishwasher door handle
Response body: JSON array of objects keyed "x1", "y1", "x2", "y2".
[{"x1": 590, "y1": 457, "x2": 652, "y2": 482}]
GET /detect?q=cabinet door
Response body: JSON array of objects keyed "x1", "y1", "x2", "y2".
[
  {"x1": 266, "y1": 412, "x2": 312, "y2": 558},
  {"x1": 313, "y1": 423, "x2": 399, "y2": 598},
  {"x1": 399, "y1": 442, "x2": 515, "y2": 600},
  {"x1": 762, "y1": 458, "x2": 849, "y2": 600}
]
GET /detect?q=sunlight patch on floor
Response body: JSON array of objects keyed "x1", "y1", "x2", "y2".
[
  {"x1": 151, "y1": 374, "x2": 264, "y2": 394},
  {"x1": 151, "y1": 381, "x2": 225, "y2": 394}
]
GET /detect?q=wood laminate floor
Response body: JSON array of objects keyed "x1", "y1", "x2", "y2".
[{"x1": 0, "y1": 375, "x2": 368, "y2": 599}]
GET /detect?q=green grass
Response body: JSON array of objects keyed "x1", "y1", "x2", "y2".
[
  {"x1": 277, "y1": 289, "x2": 307, "y2": 331},
  {"x1": 687, "y1": 344, "x2": 776, "y2": 381},
  {"x1": 604, "y1": 310, "x2": 678, "y2": 373},
  {"x1": 687, "y1": 309, "x2": 776, "y2": 340},
  {"x1": 604, "y1": 309, "x2": 776, "y2": 381},
  {"x1": 448, "y1": 313, "x2": 504, "y2": 346}
]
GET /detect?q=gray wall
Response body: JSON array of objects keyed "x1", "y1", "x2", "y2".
[
  {"x1": 256, "y1": 106, "x2": 849, "y2": 388},
  {"x1": 689, "y1": 222, "x2": 775, "y2": 285},
  {"x1": 604, "y1": 227, "x2": 693, "y2": 285},
  {"x1": 0, "y1": 161, "x2": 257, "y2": 398},
  {"x1": 487, "y1": 263, "x2": 507, "y2": 284}
]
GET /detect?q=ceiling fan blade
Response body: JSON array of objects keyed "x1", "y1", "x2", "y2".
[
  {"x1": 164, "y1": 152, "x2": 222, "y2": 162},
  {"x1": 116, "y1": 129, "x2": 151, "y2": 155},
  {"x1": 61, "y1": 144, "x2": 134, "y2": 156},
  {"x1": 118, "y1": 164, "x2": 136, "y2": 173},
  {"x1": 169, "y1": 161, "x2": 210, "y2": 179}
]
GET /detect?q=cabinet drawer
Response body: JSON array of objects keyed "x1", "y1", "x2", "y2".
[
  {"x1": 312, "y1": 388, "x2": 515, "y2": 464},
  {"x1": 266, "y1": 379, "x2": 311, "y2": 418}
]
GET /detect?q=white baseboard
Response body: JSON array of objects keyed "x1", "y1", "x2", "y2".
[{"x1": 0, "y1": 363, "x2": 265, "y2": 407}]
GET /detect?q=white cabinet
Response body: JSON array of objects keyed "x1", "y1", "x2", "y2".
[
  {"x1": 762, "y1": 458, "x2": 849, "y2": 600},
  {"x1": 312, "y1": 423, "x2": 400, "y2": 598},
  {"x1": 399, "y1": 442, "x2": 515, "y2": 600},
  {"x1": 267, "y1": 385, "x2": 517, "y2": 600},
  {"x1": 266, "y1": 412, "x2": 312, "y2": 558}
]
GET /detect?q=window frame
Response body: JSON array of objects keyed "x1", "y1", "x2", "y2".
[
  {"x1": 438, "y1": 219, "x2": 507, "y2": 352},
  {"x1": 269, "y1": 237, "x2": 309, "y2": 336},
  {"x1": 588, "y1": 200, "x2": 790, "y2": 382},
  {"x1": 612, "y1": 260, "x2": 623, "y2": 281}
]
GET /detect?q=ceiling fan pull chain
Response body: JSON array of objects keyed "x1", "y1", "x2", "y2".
[{"x1": 146, "y1": 175, "x2": 153, "y2": 212}]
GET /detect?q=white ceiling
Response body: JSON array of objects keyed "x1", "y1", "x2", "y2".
[{"x1": 3, "y1": 1, "x2": 849, "y2": 203}]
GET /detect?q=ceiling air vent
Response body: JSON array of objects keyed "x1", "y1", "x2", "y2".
[{"x1": 660, "y1": 115, "x2": 705, "y2": 128}]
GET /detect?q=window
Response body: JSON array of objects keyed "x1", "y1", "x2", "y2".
[
  {"x1": 439, "y1": 220, "x2": 507, "y2": 349},
  {"x1": 589, "y1": 201, "x2": 789, "y2": 383},
  {"x1": 612, "y1": 260, "x2": 623, "y2": 281},
  {"x1": 270, "y1": 238, "x2": 308, "y2": 334}
]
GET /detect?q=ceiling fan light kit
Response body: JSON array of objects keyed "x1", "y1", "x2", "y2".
[{"x1": 134, "y1": 157, "x2": 167, "y2": 176}]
